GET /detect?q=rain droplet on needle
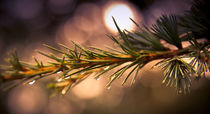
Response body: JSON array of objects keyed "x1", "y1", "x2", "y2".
[
  {"x1": 29, "y1": 80, "x2": 36, "y2": 85},
  {"x1": 104, "y1": 66, "x2": 110, "y2": 70},
  {"x1": 57, "y1": 71, "x2": 62, "y2": 74},
  {"x1": 94, "y1": 76, "x2": 100, "y2": 81},
  {"x1": 106, "y1": 86, "x2": 111, "y2": 90},
  {"x1": 57, "y1": 78, "x2": 63, "y2": 82}
]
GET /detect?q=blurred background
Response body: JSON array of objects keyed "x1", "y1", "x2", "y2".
[{"x1": 0, "y1": 0, "x2": 210, "y2": 114}]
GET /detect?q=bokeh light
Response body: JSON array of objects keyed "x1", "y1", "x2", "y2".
[
  {"x1": 48, "y1": 0, "x2": 75, "y2": 14},
  {"x1": 56, "y1": 3, "x2": 113, "y2": 49},
  {"x1": 22, "y1": 42, "x2": 59, "y2": 64},
  {"x1": 8, "y1": 85, "x2": 47, "y2": 114},
  {"x1": 103, "y1": 1, "x2": 140, "y2": 33},
  {"x1": 11, "y1": 0, "x2": 43, "y2": 19},
  {"x1": 44, "y1": 97, "x2": 75, "y2": 114},
  {"x1": 72, "y1": 75, "x2": 104, "y2": 99},
  {"x1": 206, "y1": 72, "x2": 210, "y2": 80},
  {"x1": 143, "y1": 0, "x2": 192, "y2": 26}
]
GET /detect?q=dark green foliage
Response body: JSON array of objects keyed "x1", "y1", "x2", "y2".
[
  {"x1": 155, "y1": 58, "x2": 194, "y2": 94},
  {"x1": 127, "y1": 19, "x2": 168, "y2": 51},
  {"x1": 7, "y1": 51, "x2": 23, "y2": 71},
  {"x1": 151, "y1": 15, "x2": 182, "y2": 49},
  {"x1": 179, "y1": 0, "x2": 210, "y2": 39}
]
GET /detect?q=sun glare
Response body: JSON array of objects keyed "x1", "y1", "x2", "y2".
[{"x1": 103, "y1": 2, "x2": 135, "y2": 33}]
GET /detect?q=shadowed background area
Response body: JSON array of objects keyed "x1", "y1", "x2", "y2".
[{"x1": 0, "y1": 0, "x2": 210, "y2": 114}]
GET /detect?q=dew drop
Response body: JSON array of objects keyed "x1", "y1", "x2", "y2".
[
  {"x1": 57, "y1": 71, "x2": 62, "y2": 74},
  {"x1": 111, "y1": 76, "x2": 115, "y2": 80},
  {"x1": 104, "y1": 66, "x2": 110, "y2": 70},
  {"x1": 106, "y1": 86, "x2": 111, "y2": 90},
  {"x1": 81, "y1": 72, "x2": 86, "y2": 75},
  {"x1": 94, "y1": 76, "x2": 100, "y2": 81},
  {"x1": 57, "y1": 78, "x2": 62, "y2": 82},
  {"x1": 178, "y1": 90, "x2": 182, "y2": 94},
  {"x1": 61, "y1": 89, "x2": 66, "y2": 95},
  {"x1": 28, "y1": 80, "x2": 36, "y2": 85},
  {"x1": 65, "y1": 77, "x2": 70, "y2": 79}
]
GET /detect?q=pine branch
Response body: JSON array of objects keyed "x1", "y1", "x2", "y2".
[
  {"x1": 0, "y1": 39, "x2": 208, "y2": 94},
  {"x1": 0, "y1": 4, "x2": 209, "y2": 95}
]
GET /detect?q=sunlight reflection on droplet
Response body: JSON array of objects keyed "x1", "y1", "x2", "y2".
[
  {"x1": 61, "y1": 89, "x2": 67, "y2": 95},
  {"x1": 29, "y1": 80, "x2": 36, "y2": 85},
  {"x1": 95, "y1": 76, "x2": 100, "y2": 81},
  {"x1": 57, "y1": 71, "x2": 62, "y2": 74},
  {"x1": 104, "y1": 66, "x2": 110, "y2": 70},
  {"x1": 103, "y1": 1, "x2": 140, "y2": 33},
  {"x1": 65, "y1": 76, "x2": 70, "y2": 80},
  {"x1": 80, "y1": 72, "x2": 86, "y2": 75},
  {"x1": 57, "y1": 78, "x2": 62, "y2": 82},
  {"x1": 106, "y1": 86, "x2": 111, "y2": 90}
]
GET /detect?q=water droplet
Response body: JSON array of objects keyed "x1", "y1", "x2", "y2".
[
  {"x1": 65, "y1": 76, "x2": 70, "y2": 79},
  {"x1": 28, "y1": 80, "x2": 36, "y2": 85},
  {"x1": 111, "y1": 76, "x2": 115, "y2": 80},
  {"x1": 61, "y1": 89, "x2": 66, "y2": 95},
  {"x1": 104, "y1": 66, "x2": 110, "y2": 70},
  {"x1": 94, "y1": 76, "x2": 100, "y2": 81},
  {"x1": 81, "y1": 72, "x2": 86, "y2": 75},
  {"x1": 106, "y1": 86, "x2": 111, "y2": 90},
  {"x1": 57, "y1": 78, "x2": 62, "y2": 82},
  {"x1": 178, "y1": 90, "x2": 182, "y2": 94},
  {"x1": 57, "y1": 71, "x2": 62, "y2": 74}
]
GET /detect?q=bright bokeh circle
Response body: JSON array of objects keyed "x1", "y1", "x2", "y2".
[{"x1": 103, "y1": 1, "x2": 137, "y2": 33}]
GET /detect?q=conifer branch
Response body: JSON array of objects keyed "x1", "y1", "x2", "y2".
[{"x1": 0, "y1": 1, "x2": 209, "y2": 95}]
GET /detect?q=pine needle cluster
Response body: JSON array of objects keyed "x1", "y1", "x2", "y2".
[{"x1": 0, "y1": 0, "x2": 209, "y2": 95}]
